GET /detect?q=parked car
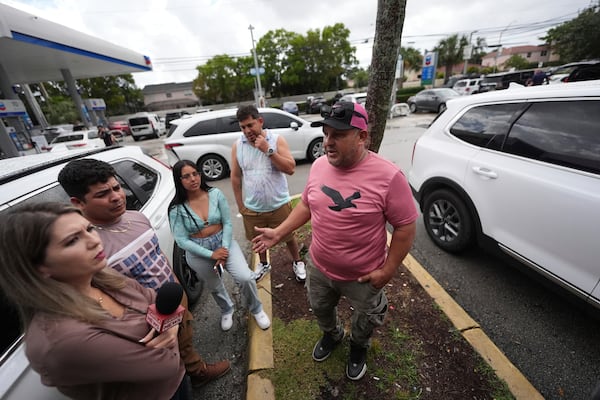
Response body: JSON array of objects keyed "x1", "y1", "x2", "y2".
[
  {"x1": 549, "y1": 60, "x2": 600, "y2": 83},
  {"x1": 478, "y1": 69, "x2": 536, "y2": 92},
  {"x1": 339, "y1": 92, "x2": 367, "y2": 105},
  {"x1": 408, "y1": 80, "x2": 600, "y2": 311},
  {"x1": 108, "y1": 129, "x2": 125, "y2": 142},
  {"x1": 164, "y1": 108, "x2": 324, "y2": 181},
  {"x1": 452, "y1": 78, "x2": 482, "y2": 95},
  {"x1": 0, "y1": 146, "x2": 201, "y2": 399},
  {"x1": 165, "y1": 111, "x2": 190, "y2": 129},
  {"x1": 282, "y1": 101, "x2": 299, "y2": 115},
  {"x1": 443, "y1": 75, "x2": 468, "y2": 88},
  {"x1": 548, "y1": 73, "x2": 569, "y2": 84},
  {"x1": 407, "y1": 88, "x2": 460, "y2": 113},
  {"x1": 108, "y1": 120, "x2": 131, "y2": 135},
  {"x1": 308, "y1": 96, "x2": 327, "y2": 114},
  {"x1": 41, "y1": 124, "x2": 73, "y2": 143},
  {"x1": 128, "y1": 112, "x2": 165, "y2": 141},
  {"x1": 46, "y1": 129, "x2": 105, "y2": 152}
]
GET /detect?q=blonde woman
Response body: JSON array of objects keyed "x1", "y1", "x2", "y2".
[{"x1": 0, "y1": 203, "x2": 186, "y2": 400}]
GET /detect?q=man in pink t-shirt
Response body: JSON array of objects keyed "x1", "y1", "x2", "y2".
[{"x1": 253, "y1": 101, "x2": 417, "y2": 381}]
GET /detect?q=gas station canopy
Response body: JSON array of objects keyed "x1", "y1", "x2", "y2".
[{"x1": 0, "y1": 3, "x2": 152, "y2": 85}]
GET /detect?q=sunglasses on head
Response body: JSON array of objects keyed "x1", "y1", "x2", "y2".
[{"x1": 320, "y1": 104, "x2": 367, "y2": 122}]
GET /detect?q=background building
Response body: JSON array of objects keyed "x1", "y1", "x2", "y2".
[{"x1": 142, "y1": 82, "x2": 200, "y2": 111}]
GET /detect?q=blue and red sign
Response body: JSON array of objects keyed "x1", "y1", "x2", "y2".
[
  {"x1": 421, "y1": 52, "x2": 437, "y2": 86},
  {"x1": 0, "y1": 99, "x2": 26, "y2": 117}
]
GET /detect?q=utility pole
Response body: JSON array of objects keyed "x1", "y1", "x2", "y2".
[
  {"x1": 248, "y1": 25, "x2": 263, "y2": 108},
  {"x1": 494, "y1": 20, "x2": 516, "y2": 73},
  {"x1": 463, "y1": 30, "x2": 478, "y2": 75}
]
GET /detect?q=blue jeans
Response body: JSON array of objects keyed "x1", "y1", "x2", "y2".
[
  {"x1": 185, "y1": 235, "x2": 263, "y2": 315},
  {"x1": 306, "y1": 262, "x2": 388, "y2": 348}
]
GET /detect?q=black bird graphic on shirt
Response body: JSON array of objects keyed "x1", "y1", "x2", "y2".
[{"x1": 321, "y1": 185, "x2": 361, "y2": 211}]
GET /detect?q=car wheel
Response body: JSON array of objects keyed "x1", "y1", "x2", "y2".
[
  {"x1": 409, "y1": 103, "x2": 417, "y2": 113},
  {"x1": 438, "y1": 103, "x2": 447, "y2": 113},
  {"x1": 423, "y1": 189, "x2": 474, "y2": 253},
  {"x1": 132, "y1": 136, "x2": 140, "y2": 142},
  {"x1": 307, "y1": 138, "x2": 324, "y2": 162},
  {"x1": 198, "y1": 154, "x2": 228, "y2": 181},
  {"x1": 172, "y1": 243, "x2": 202, "y2": 305}
]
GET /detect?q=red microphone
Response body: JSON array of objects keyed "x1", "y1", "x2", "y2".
[{"x1": 146, "y1": 282, "x2": 185, "y2": 333}]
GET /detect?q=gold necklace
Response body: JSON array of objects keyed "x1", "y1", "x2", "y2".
[
  {"x1": 88, "y1": 288, "x2": 104, "y2": 305},
  {"x1": 94, "y1": 218, "x2": 131, "y2": 233}
]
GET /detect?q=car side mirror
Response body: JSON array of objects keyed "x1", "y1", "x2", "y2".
[{"x1": 290, "y1": 121, "x2": 299, "y2": 131}]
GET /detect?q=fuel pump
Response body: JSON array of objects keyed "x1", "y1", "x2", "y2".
[{"x1": 0, "y1": 98, "x2": 37, "y2": 157}]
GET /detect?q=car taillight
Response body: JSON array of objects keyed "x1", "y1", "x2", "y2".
[{"x1": 164, "y1": 143, "x2": 183, "y2": 150}]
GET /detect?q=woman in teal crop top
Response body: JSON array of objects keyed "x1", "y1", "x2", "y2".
[{"x1": 168, "y1": 160, "x2": 270, "y2": 331}]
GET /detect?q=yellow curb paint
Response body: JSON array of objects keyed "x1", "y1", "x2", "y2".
[
  {"x1": 247, "y1": 252, "x2": 275, "y2": 400},
  {"x1": 403, "y1": 253, "x2": 479, "y2": 331},
  {"x1": 463, "y1": 329, "x2": 544, "y2": 400},
  {"x1": 401, "y1": 251, "x2": 543, "y2": 400},
  {"x1": 246, "y1": 374, "x2": 275, "y2": 400}
]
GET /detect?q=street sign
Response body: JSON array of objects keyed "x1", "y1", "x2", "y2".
[
  {"x1": 421, "y1": 51, "x2": 437, "y2": 86},
  {"x1": 250, "y1": 67, "x2": 265, "y2": 76}
]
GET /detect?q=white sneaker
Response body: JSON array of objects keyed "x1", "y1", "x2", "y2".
[
  {"x1": 254, "y1": 262, "x2": 271, "y2": 282},
  {"x1": 253, "y1": 310, "x2": 271, "y2": 330},
  {"x1": 221, "y1": 312, "x2": 233, "y2": 331},
  {"x1": 293, "y1": 261, "x2": 306, "y2": 282}
]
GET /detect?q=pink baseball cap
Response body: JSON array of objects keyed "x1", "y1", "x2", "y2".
[{"x1": 311, "y1": 102, "x2": 368, "y2": 131}]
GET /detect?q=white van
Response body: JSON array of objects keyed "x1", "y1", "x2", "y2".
[
  {"x1": 452, "y1": 78, "x2": 482, "y2": 95},
  {"x1": 128, "y1": 112, "x2": 165, "y2": 141}
]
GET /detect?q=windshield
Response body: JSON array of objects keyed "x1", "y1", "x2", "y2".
[{"x1": 52, "y1": 134, "x2": 84, "y2": 143}]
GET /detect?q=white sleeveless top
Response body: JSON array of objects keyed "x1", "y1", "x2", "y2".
[{"x1": 236, "y1": 130, "x2": 290, "y2": 212}]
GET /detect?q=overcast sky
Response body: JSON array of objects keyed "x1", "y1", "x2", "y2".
[{"x1": 3, "y1": 0, "x2": 595, "y2": 88}]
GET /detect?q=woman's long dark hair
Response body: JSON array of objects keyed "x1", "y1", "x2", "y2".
[{"x1": 168, "y1": 160, "x2": 212, "y2": 210}]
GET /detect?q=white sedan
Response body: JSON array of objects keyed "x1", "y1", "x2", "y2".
[{"x1": 47, "y1": 129, "x2": 105, "y2": 152}]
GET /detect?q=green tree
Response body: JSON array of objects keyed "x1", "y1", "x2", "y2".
[
  {"x1": 77, "y1": 75, "x2": 143, "y2": 115},
  {"x1": 320, "y1": 23, "x2": 357, "y2": 91},
  {"x1": 36, "y1": 74, "x2": 143, "y2": 118},
  {"x1": 504, "y1": 54, "x2": 530, "y2": 70},
  {"x1": 256, "y1": 29, "x2": 300, "y2": 97},
  {"x1": 193, "y1": 54, "x2": 247, "y2": 104},
  {"x1": 197, "y1": 24, "x2": 357, "y2": 98},
  {"x1": 400, "y1": 46, "x2": 422, "y2": 72},
  {"x1": 470, "y1": 36, "x2": 488, "y2": 65},
  {"x1": 544, "y1": 2, "x2": 600, "y2": 62},
  {"x1": 398, "y1": 46, "x2": 422, "y2": 87},
  {"x1": 367, "y1": 0, "x2": 407, "y2": 152},
  {"x1": 347, "y1": 67, "x2": 369, "y2": 89},
  {"x1": 434, "y1": 34, "x2": 468, "y2": 82},
  {"x1": 40, "y1": 96, "x2": 78, "y2": 125}
]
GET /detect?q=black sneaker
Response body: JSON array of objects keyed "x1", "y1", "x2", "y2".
[
  {"x1": 312, "y1": 331, "x2": 345, "y2": 362},
  {"x1": 346, "y1": 343, "x2": 367, "y2": 380}
]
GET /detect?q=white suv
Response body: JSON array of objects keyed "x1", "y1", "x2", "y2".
[
  {"x1": 163, "y1": 107, "x2": 324, "y2": 181},
  {"x1": 409, "y1": 81, "x2": 600, "y2": 309},
  {"x1": 452, "y1": 78, "x2": 482, "y2": 95},
  {"x1": 0, "y1": 147, "x2": 201, "y2": 399},
  {"x1": 128, "y1": 112, "x2": 165, "y2": 141}
]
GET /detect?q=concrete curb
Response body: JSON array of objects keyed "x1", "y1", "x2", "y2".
[
  {"x1": 245, "y1": 224, "x2": 542, "y2": 399},
  {"x1": 402, "y1": 253, "x2": 544, "y2": 399},
  {"x1": 246, "y1": 252, "x2": 276, "y2": 400}
]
